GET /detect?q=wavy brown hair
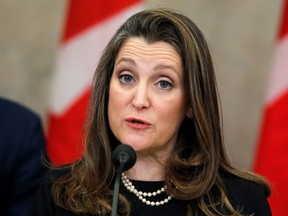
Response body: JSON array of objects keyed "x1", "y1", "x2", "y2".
[{"x1": 52, "y1": 8, "x2": 270, "y2": 215}]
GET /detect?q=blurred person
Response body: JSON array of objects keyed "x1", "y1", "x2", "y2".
[
  {"x1": 0, "y1": 97, "x2": 47, "y2": 215},
  {"x1": 29, "y1": 9, "x2": 271, "y2": 216}
]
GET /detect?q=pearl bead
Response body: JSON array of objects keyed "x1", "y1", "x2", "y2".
[{"x1": 121, "y1": 173, "x2": 173, "y2": 206}]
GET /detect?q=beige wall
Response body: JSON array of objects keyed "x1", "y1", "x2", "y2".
[{"x1": 0, "y1": 0, "x2": 283, "y2": 169}]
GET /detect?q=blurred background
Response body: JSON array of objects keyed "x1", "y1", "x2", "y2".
[{"x1": 0, "y1": 0, "x2": 283, "y2": 170}]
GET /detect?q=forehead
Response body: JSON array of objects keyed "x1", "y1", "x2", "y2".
[{"x1": 116, "y1": 37, "x2": 182, "y2": 65}]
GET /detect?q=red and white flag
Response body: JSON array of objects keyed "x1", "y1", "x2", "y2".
[
  {"x1": 46, "y1": 0, "x2": 145, "y2": 165},
  {"x1": 253, "y1": 0, "x2": 288, "y2": 214}
]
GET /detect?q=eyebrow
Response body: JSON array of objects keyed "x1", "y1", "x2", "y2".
[
  {"x1": 115, "y1": 57, "x2": 136, "y2": 66},
  {"x1": 115, "y1": 57, "x2": 181, "y2": 78},
  {"x1": 154, "y1": 64, "x2": 181, "y2": 78}
]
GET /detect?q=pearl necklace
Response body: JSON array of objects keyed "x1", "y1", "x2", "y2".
[{"x1": 121, "y1": 173, "x2": 173, "y2": 206}]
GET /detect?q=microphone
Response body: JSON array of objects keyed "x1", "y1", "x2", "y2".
[
  {"x1": 111, "y1": 144, "x2": 136, "y2": 216},
  {"x1": 112, "y1": 144, "x2": 137, "y2": 171}
]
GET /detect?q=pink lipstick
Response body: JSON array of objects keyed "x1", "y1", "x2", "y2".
[{"x1": 125, "y1": 117, "x2": 151, "y2": 130}]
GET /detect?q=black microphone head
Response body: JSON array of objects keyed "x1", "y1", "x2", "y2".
[{"x1": 112, "y1": 144, "x2": 136, "y2": 171}]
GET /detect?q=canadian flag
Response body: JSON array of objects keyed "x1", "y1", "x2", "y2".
[
  {"x1": 46, "y1": 0, "x2": 144, "y2": 165},
  {"x1": 253, "y1": 0, "x2": 288, "y2": 215}
]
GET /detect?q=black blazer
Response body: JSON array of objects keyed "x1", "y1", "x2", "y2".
[
  {"x1": 0, "y1": 98, "x2": 48, "y2": 216},
  {"x1": 29, "y1": 168, "x2": 271, "y2": 216}
]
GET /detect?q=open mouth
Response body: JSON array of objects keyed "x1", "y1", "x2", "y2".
[
  {"x1": 125, "y1": 117, "x2": 151, "y2": 129},
  {"x1": 131, "y1": 120, "x2": 144, "y2": 124}
]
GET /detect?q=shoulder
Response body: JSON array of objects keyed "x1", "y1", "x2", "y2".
[
  {"x1": 34, "y1": 167, "x2": 71, "y2": 202},
  {"x1": 222, "y1": 173, "x2": 264, "y2": 197},
  {"x1": 46, "y1": 166, "x2": 71, "y2": 183},
  {"x1": 221, "y1": 173, "x2": 271, "y2": 216},
  {"x1": 29, "y1": 166, "x2": 77, "y2": 215},
  {"x1": 0, "y1": 97, "x2": 40, "y2": 127},
  {"x1": 0, "y1": 97, "x2": 39, "y2": 118},
  {"x1": 0, "y1": 98, "x2": 45, "y2": 167}
]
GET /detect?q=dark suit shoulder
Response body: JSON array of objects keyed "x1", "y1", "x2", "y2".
[
  {"x1": 29, "y1": 167, "x2": 76, "y2": 216},
  {"x1": 221, "y1": 173, "x2": 271, "y2": 216},
  {"x1": 0, "y1": 97, "x2": 39, "y2": 124},
  {"x1": 0, "y1": 98, "x2": 47, "y2": 216},
  {"x1": 46, "y1": 166, "x2": 71, "y2": 183}
]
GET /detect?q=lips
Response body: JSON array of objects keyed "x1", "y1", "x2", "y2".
[{"x1": 125, "y1": 117, "x2": 151, "y2": 130}]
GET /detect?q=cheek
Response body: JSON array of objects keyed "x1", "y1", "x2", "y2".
[
  {"x1": 108, "y1": 89, "x2": 125, "y2": 113},
  {"x1": 108, "y1": 85, "x2": 127, "y2": 129},
  {"x1": 108, "y1": 88, "x2": 118, "y2": 126},
  {"x1": 157, "y1": 98, "x2": 186, "y2": 126}
]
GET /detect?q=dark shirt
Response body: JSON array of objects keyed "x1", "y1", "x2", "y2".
[{"x1": 29, "y1": 168, "x2": 271, "y2": 216}]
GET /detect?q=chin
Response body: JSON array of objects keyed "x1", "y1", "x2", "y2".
[{"x1": 123, "y1": 141, "x2": 147, "y2": 152}]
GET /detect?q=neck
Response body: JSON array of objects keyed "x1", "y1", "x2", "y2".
[{"x1": 125, "y1": 156, "x2": 166, "y2": 181}]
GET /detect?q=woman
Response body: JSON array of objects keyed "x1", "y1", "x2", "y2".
[{"x1": 30, "y1": 8, "x2": 271, "y2": 216}]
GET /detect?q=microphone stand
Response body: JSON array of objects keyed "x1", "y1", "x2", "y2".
[
  {"x1": 111, "y1": 144, "x2": 136, "y2": 216},
  {"x1": 111, "y1": 157, "x2": 125, "y2": 216}
]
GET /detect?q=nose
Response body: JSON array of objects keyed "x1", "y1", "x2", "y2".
[{"x1": 131, "y1": 84, "x2": 150, "y2": 110}]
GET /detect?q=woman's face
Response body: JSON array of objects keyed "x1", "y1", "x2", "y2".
[{"x1": 108, "y1": 37, "x2": 191, "y2": 158}]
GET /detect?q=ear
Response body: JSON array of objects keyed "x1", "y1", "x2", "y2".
[{"x1": 186, "y1": 107, "x2": 193, "y2": 118}]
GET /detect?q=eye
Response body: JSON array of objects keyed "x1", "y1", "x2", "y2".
[
  {"x1": 157, "y1": 80, "x2": 173, "y2": 89},
  {"x1": 119, "y1": 74, "x2": 134, "y2": 84}
]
